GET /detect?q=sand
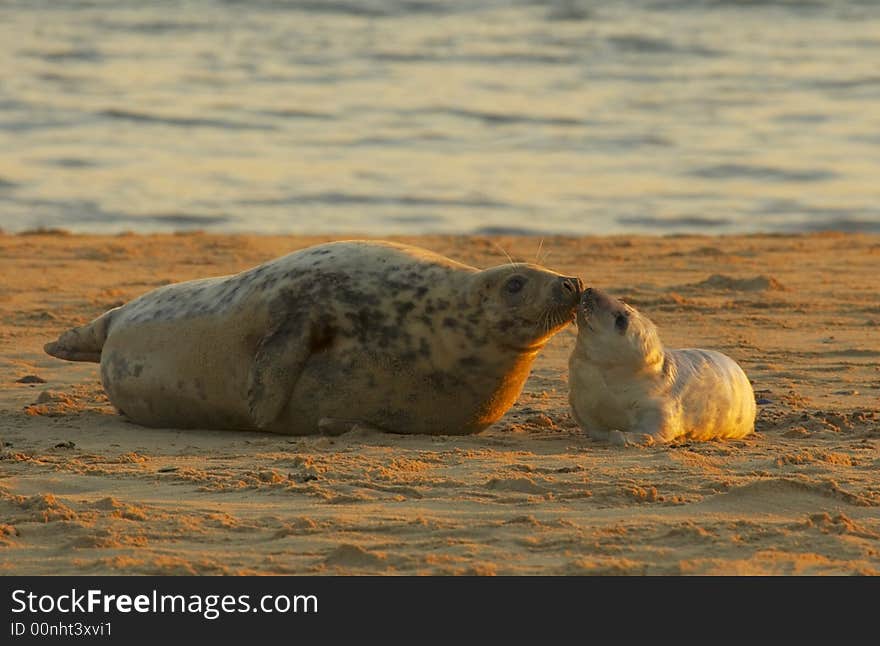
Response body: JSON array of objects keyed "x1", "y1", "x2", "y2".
[{"x1": 1, "y1": 231, "x2": 878, "y2": 575}]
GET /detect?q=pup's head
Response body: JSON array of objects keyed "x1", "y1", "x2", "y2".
[{"x1": 575, "y1": 287, "x2": 663, "y2": 369}]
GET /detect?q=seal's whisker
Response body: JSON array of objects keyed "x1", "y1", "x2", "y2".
[
  {"x1": 535, "y1": 310, "x2": 547, "y2": 335},
  {"x1": 491, "y1": 241, "x2": 517, "y2": 269},
  {"x1": 542, "y1": 306, "x2": 568, "y2": 333},
  {"x1": 535, "y1": 239, "x2": 552, "y2": 266},
  {"x1": 538, "y1": 306, "x2": 560, "y2": 335}
]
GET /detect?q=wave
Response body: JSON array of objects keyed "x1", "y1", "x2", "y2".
[
  {"x1": 216, "y1": 0, "x2": 461, "y2": 17},
  {"x1": 617, "y1": 215, "x2": 732, "y2": 228},
  {"x1": 141, "y1": 213, "x2": 232, "y2": 227},
  {"x1": 240, "y1": 192, "x2": 510, "y2": 209},
  {"x1": 25, "y1": 48, "x2": 103, "y2": 63},
  {"x1": 689, "y1": 163, "x2": 836, "y2": 182},
  {"x1": 607, "y1": 34, "x2": 721, "y2": 57},
  {"x1": 0, "y1": 198, "x2": 231, "y2": 231},
  {"x1": 796, "y1": 218, "x2": 880, "y2": 233},
  {"x1": 373, "y1": 51, "x2": 577, "y2": 65},
  {"x1": 386, "y1": 214, "x2": 448, "y2": 224},
  {"x1": 345, "y1": 133, "x2": 453, "y2": 147},
  {"x1": 403, "y1": 107, "x2": 582, "y2": 127},
  {"x1": 255, "y1": 108, "x2": 336, "y2": 120},
  {"x1": 647, "y1": 0, "x2": 835, "y2": 9},
  {"x1": 471, "y1": 225, "x2": 551, "y2": 236},
  {"x1": 93, "y1": 19, "x2": 212, "y2": 34},
  {"x1": 544, "y1": 0, "x2": 594, "y2": 22},
  {"x1": 99, "y1": 109, "x2": 277, "y2": 131},
  {"x1": 40, "y1": 158, "x2": 101, "y2": 168},
  {"x1": 810, "y1": 76, "x2": 880, "y2": 90},
  {"x1": 749, "y1": 199, "x2": 880, "y2": 232}
]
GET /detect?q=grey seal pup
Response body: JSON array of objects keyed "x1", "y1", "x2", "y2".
[
  {"x1": 46, "y1": 240, "x2": 582, "y2": 435},
  {"x1": 568, "y1": 288, "x2": 755, "y2": 446}
]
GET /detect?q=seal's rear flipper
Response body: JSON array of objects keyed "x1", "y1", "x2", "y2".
[{"x1": 44, "y1": 309, "x2": 117, "y2": 363}]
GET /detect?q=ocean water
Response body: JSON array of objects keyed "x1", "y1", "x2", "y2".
[{"x1": 1, "y1": 0, "x2": 879, "y2": 235}]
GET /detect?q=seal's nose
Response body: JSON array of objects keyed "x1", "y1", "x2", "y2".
[{"x1": 559, "y1": 276, "x2": 582, "y2": 298}]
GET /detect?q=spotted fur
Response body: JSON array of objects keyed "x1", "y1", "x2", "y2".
[{"x1": 46, "y1": 241, "x2": 581, "y2": 435}]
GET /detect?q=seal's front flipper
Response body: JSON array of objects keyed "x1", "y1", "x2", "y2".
[
  {"x1": 588, "y1": 427, "x2": 611, "y2": 442},
  {"x1": 317, "y1": 418, "x2": 360, "y2": 436},
  {"x1": 248, "y1": 306, "x2": 329, "y2": 430},
  {"x1": 608, "y1": 430, "x2": 656, "y2": 448},
  {"x1": 318, "y1": 418, "x2": 385, "y2": 436}
]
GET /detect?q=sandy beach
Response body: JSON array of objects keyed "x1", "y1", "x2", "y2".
[{"x1": 1, "y1": 231, "x2": 878, "y2": 575}]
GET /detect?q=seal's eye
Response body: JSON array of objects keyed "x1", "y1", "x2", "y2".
[
  {"x1": 614, "y1": 312, "x2": 629, "y2": 333},
  {"x1": 505, "y1": 276, "x2": 526, "y2": 294}
]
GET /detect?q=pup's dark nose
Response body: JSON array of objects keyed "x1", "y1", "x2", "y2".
[{"x1": 581, "y1": 287, "x2": 600, "y2": 309}]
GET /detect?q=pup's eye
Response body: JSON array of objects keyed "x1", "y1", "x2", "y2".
[
  {"x1": 614, "y1": 312, "x2": 629, "y2": 333},
  {"x1": 505, "y1": 276, "x2": 526, "y2": 294}
]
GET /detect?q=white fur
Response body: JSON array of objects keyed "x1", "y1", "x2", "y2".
[{"x1": 568, "y1": 291, "x2": 755, "y2": 445}]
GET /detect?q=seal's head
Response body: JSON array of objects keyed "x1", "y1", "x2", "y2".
[
  {"x1": 575, "y1": 287, "x2": 663, "y2": 369},
  {"x1": 469, "y1": 264, "x2": 582, "y2": 352}
]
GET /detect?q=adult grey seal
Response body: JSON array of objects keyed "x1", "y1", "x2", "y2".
[
  {"x1": 568, "y1": 288, "x2": 755, "y2": 446},
  {"x1": 45, "y1": 240, "x2": 582, "y2": 435}
]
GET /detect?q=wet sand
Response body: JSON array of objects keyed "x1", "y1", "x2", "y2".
[{"x1": 1, "y1": 232, "x2": 878, "y2": 575}]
